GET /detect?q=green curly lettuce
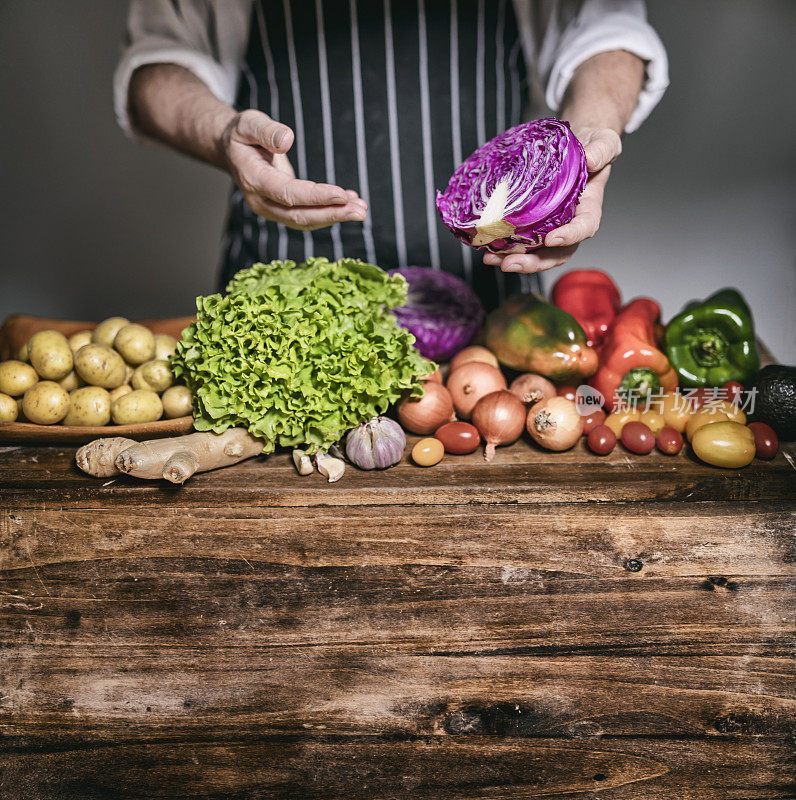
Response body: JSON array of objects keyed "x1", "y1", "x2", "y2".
[{"x1": 171, "y1": 258, "x2": 434, "y2": 454}]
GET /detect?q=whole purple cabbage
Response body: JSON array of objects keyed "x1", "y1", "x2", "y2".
[
  {"x1": 436, "y1": 118, "x2": 587, "y2": 254},
  {"x1": 388, "y1": 267, "x2": 484, "y2": 362}
]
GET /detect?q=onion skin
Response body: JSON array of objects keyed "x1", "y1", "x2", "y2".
[
  {"x1": 449, "y1": 345, "x2": 499, "y2": 373},
  {"x1": 426, "y1": 369, "x2": 443, "y2": 384},
  {"x1": 526, "y1": 396, "x2": 583, "y2": 451},
  {"x1": 509, "y1": 373, "x2": 556, "y2": 406},
  {"x1": 472, "y1": 390, "x2": 526, "y2": 460},
  {"x1": 397, "y1": 381, "x2": 455, "y2": 435},
  {"x1": 446, "y1": 362, "x2": 507, "y2": 420}
]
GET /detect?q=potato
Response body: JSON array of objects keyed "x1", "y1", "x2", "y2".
[
  {"x1": 15, "y1": 397, "x2": 25, "y2": 419},
  {"x1": 124, "y1": 364, "x2": 134, "y2": 384},
  {"x1": 63, "y1": 386, "x2": 111, "y2": 427},
  {"x1": 0, "y1": 393, "x2": 18, "y2": 422},
  {"x1": 161, "y1": 385, "x2": 192, "y2": 419},
  {"x1": 68, "y1": 329, "x2": 93, "y2": 353},
  {"x1": 17, "y1": 343, "x2": 29, "y2": 362},
  {"x1": 58, "y1": 370, "x2": 84, "y2": 392},
  {"x1": 22, "y1": 381, "x2": 70, "y2": 425},
  {"x1": 92, "y1": 316, "x2": 130, "y2": 348},
  {"x1": 0, "y1": 360, "x2": 39, "y2": 396},
  {"x1": 27, "y1": 330, "x2": 73, "y2": 380},
  {"x1": 111, "y1": 389, "x2": 163, "y2": 425},
  {"x1": 109, "y1": 384, "x2": 133, "y2": 402},
  {"x1": 74, "y1": 344, "x2": 126, "y2": 388},
  {"x1": 114, "y1": 324, "x2": 155, "y2": 365},
  {"x1": 132, "y1": 359, "x2": 173, "y2": 393},
  {"x1": 153, "y1": 334, "x2": 178, "y2": 361}
]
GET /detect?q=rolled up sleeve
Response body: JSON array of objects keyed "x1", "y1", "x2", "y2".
[
  {"x1": 114, "y1": 0, "x2": 249, "y2": 139},
  {"x1": 539, "y1": 0, "x2": 669, "y2": 133}
]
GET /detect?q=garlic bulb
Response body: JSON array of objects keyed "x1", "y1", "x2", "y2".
[{"x1": 345, "y1": 416, "x2": 406, "y2": 470}]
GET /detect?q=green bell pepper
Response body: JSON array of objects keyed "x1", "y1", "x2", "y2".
[{"x1": 664, "y1": 288, "x2": 759, "y2": 387}]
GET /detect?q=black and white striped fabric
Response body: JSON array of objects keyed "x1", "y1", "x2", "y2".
[{"x1": 220, "y1": 0, "x2": 541, "y2": 308}]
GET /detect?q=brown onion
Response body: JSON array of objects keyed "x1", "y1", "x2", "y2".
[
  {"x1": 472, "y1": 390, "x2": 526, "y2": 460},
  {"x1": 397, "y1": 381, "x2": 455, "y2": 435},
  {"x1": 426, "y1": 368, "x2": 443, "y2": 384},
  {"x1": 449, "y1": 345, "x2": 499, "y2": 373},
  {"x1": 446, "y1": 361, "x2": 507, "y2": 419},
  {"x1": 509, "y1": 373, "x2": 556, "y2": 406},
  {"x1": 526, "y1": 396, "x2": 583, "y2": 451}
]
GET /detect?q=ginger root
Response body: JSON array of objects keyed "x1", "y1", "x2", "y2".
[
  {"x1": 75, "y1": 428, "x2": 263, "y2": 483},
  {"x1": 76, "y1": 437, "x2": 137, "y2": 478},
  {"x1": 115, "y1": 428, "x2": 263, "y2": 483}
]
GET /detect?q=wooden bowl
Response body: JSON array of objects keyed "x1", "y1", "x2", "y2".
[{"x1": 0, "y1": 314, "x2": 196, "y2": 444}]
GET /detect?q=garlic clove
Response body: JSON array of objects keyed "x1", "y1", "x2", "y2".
[
  {"x1": 292, "y1": 449, "x2": 314, "y2": 476},
  {"x1": 315, "y1": 452, "x2": 345, "y2": 483}
]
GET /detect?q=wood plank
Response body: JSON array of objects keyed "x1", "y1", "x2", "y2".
[
  {"x1": 0, "y1": 738, "x2": 791, "y2": 799},
  {"x1": 2, "y1": 503, "x2": 793, "y2": 576},
  {"x1": 2, "y1": 650, "x2": 793, "y2": 742},
  {"x1": 1, "y1": 439, "x2": 795, "y2": 507},
  {"x1": 2, "y1": 556, "x2": 792, "y2": 654}
]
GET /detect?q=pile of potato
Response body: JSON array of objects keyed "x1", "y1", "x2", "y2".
[{"x1": 0, "y1": 317, "x2": 193, "y2": 426}]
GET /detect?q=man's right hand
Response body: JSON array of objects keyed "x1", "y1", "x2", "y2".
[{"x1": 218, "y1": 109, "x2": 367, "y2": 231}]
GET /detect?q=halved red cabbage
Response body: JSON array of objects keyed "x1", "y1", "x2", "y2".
[
  {"x1": 388, "y1": 267, "x2": 484, "y2": 362},
  {"x1": 436, "y1": 118, "x2": 587, "y2": 254}
]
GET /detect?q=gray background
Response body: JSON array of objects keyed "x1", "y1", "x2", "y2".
[{"x1": 1, "y1": 1, "x2": 794, "y2": 361}]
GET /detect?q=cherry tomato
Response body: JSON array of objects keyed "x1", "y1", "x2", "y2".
[
  {"x1": 685, "y1": 401, "x2": 745, "y2": 441},
  {"x1": 692, "y1": 421, "x2": 755, "y2": 469},
  {"x1": 621, "y1": 421, "x2": 655, "y2": 454},
  {"x1": 661, "y1": 391, "x2": 693, "y2": 432},
  {"x1": 656, "y1": 426, "x2": 683, "y2": 455},
  {"x1": 556, "y1": 384, "x2": 578, "y2": 403},
  {"x1": 581, "y1": 408, "x2": 606, "y2": 435},
  {"x1": 587, "y1": 424, "x2": 617, "y2": 455},
  {"x1": 747, "y1": 422, "x2": 779, "y2": 459},
  {"x1": 691, "y1": 387, "x2": 716, "y2": 409},
  {"x1": 722, "y1": 380, "x2": 744, "y2": 406},
  {"x1": 604, "y1": 408, "x2": 641, "y2": 437},
  {"x1": 639, "y1": 408, "x2": 665, "y2": 434},
  {"x1": 434, "y1": 421, "x2": 480, "y2": 454},
  {"x1": 412, "y1": 437, "x2": 444, "y2": 466}
]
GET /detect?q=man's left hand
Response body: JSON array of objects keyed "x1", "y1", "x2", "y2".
[{"x1": 482, "y1": 127, "x2": 622, "y2": 274}]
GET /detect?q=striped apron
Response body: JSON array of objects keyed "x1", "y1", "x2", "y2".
[{"x1": 220, "y1": 0, "x2": 541, "y2": 310}]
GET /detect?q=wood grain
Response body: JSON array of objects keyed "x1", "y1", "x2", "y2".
[{"x1": 1, "y1": 439, "x2": 794, "y2": 798}]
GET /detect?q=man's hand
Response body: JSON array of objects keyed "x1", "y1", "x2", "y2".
[
  {"x1": 219, "y1": 110, "x2": 367, "y2": 230},
  {"x1": 482, "y1": 50, "x2": 644, "y2": 275},
  {"x1": 482, "y1": 127, "x2": 621, "y2": 273}
]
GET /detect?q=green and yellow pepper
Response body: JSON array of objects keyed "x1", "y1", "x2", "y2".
[{"x1": 664, "y1": 289, "x2": 759, "y2": 387}]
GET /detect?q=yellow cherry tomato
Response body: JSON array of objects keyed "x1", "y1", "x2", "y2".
[
  {"x1": 686, "y1": 401, "x2": 746, "y2": 441},
  {"x1": 639, "y1": 409, "x2": 665, "y2": 434},
  {"x1": 661, "y1": 391, "x2": 693, "y2": 433},
  {"x1": 604, "y1": 408, "x2": 641, "y2": 437},
  {"x1": 692, "y1": 421, "x2": 755, "y2": 469},
  {"x1": 412, "y1": 437, "x2": 444, "y2": 466}
]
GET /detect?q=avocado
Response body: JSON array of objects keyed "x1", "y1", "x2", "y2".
[{"x1": 749, "y1": 365, "x2": 796, "y2": 440}]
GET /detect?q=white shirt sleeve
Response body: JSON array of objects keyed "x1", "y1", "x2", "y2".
[
  {"x1": 113, "y1": 0, "x2": 251, "y2": 139},
  {"x1": 537, "y1": 0, "x2": 669, "y2": 133}
]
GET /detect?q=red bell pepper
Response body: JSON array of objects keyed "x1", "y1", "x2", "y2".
[
  {"x1": 590, "y1": 298, "x2": 678, "y2": 411},
  {"x1": 551, "y1": 269, "x2": 621, "y2": 347}
]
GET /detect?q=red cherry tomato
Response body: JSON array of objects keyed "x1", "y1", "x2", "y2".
[
  {"x1": 581, "y1": 408, "x2": 606, "y2": 435},
  {"x1": 656, "y1": 426, "x2": 683, "y2": 455},
  {"x1": 747, "y1": 421, "x2": 779, "y2": 459},
  {"x1": 621, "y1": 421, "x2": 655, "y2": 454},
  {"x1": 587, "y1": 424, "x2": 617, "y2": 455},
  {"x1": 690, "y1": 387, "x2": 715, "y2": 409},
  {"x1": 556, "y1": 384, "x2": 578, "y2": 403},
  {"x1": 722, "y1": 380, "x2": 744, "y2": 406},
  {"x1": 434, "y1": 421, "x2": 481, "y2": 454}
]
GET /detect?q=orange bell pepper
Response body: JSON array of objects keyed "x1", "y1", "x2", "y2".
[{"x1": 590, "y1": 298, "x2": 678, "y2": 411}]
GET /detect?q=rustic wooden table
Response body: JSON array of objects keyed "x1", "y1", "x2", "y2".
[{"x1": 1, "y1": 437, "x2": 794, "y2": 799}]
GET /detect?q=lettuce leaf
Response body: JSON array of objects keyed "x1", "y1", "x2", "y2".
[{"x1": 171, "y1": 258, "x2": 434, "y2": 454}]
